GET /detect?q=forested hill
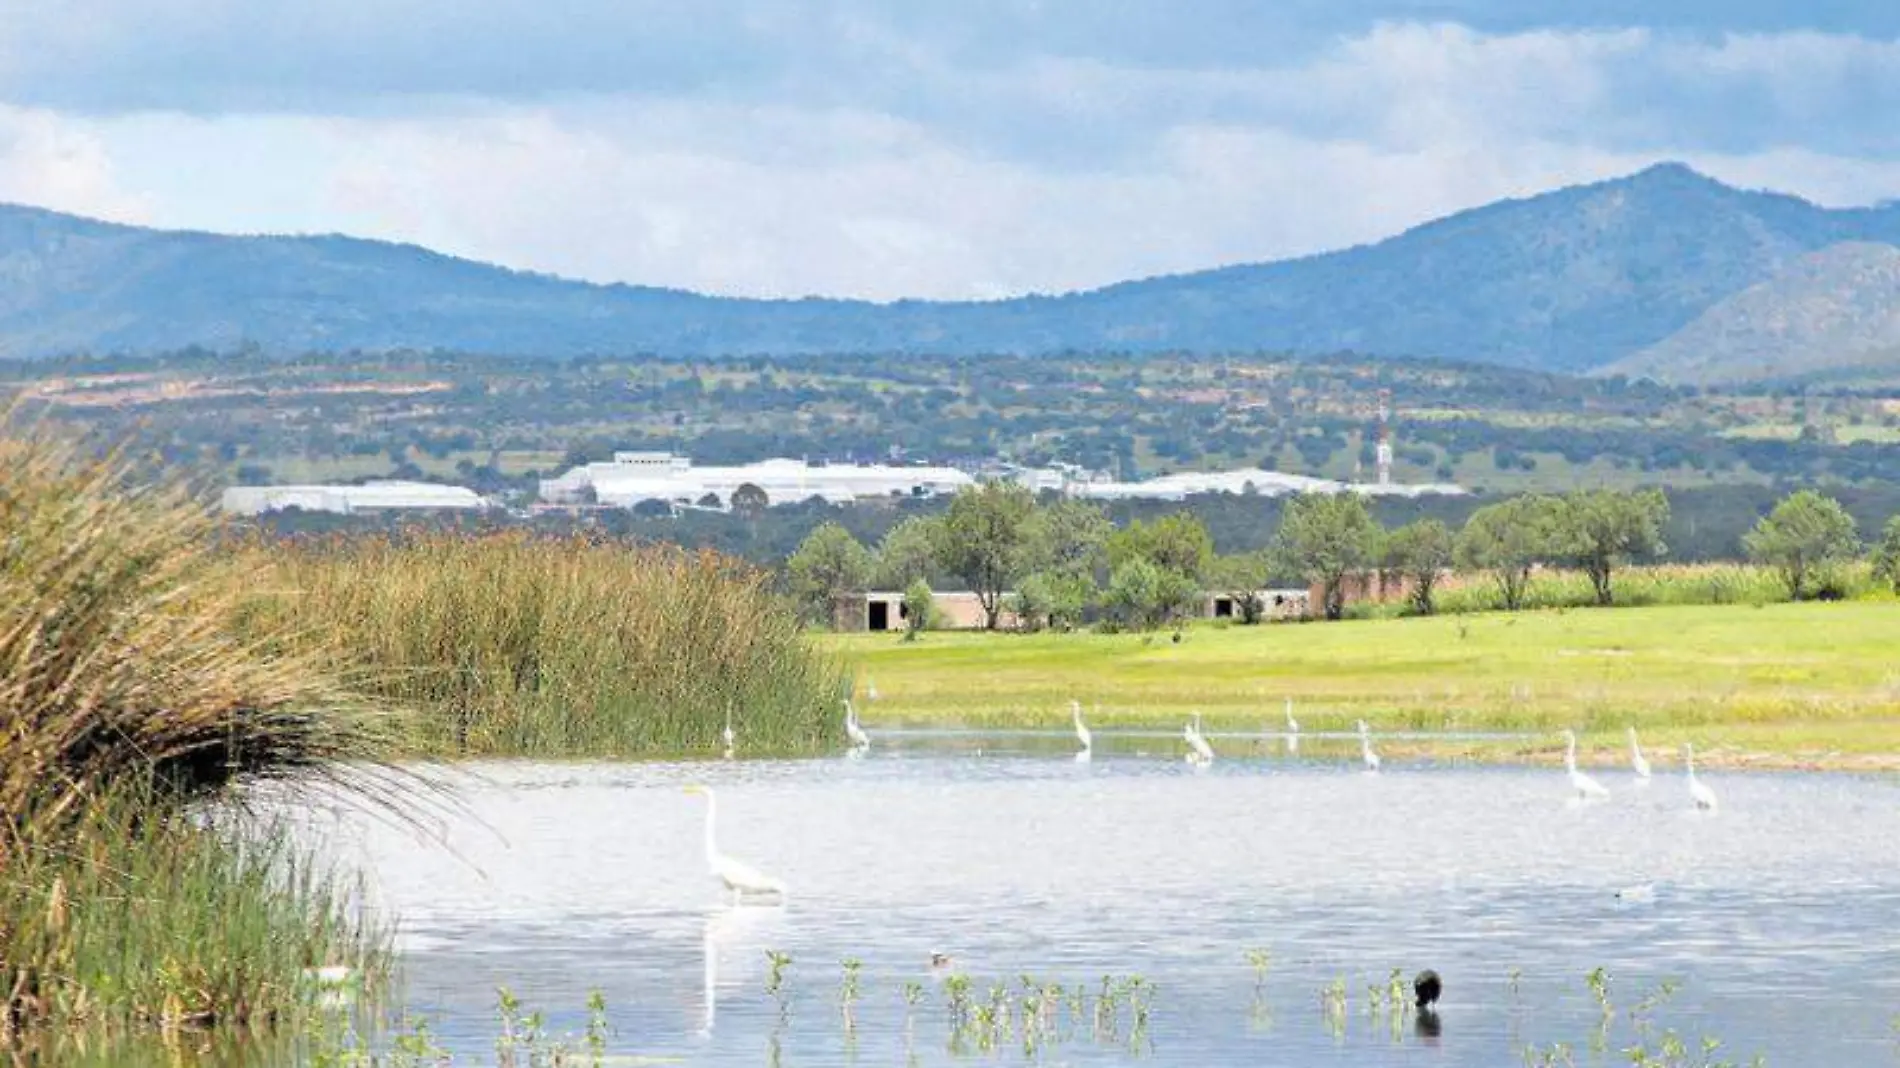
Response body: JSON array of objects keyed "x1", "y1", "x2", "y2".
[{"x1": 4, "y1": 163, "x2": 1900, "y2": 378}]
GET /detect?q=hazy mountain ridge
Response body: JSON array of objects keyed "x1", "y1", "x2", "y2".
[
  {"x1": 1604, "y1": 242, "x2": 1900, "y2": 385},
  {"x1": 4, "y1": 164, "x2": 1900, "y2": 378}
]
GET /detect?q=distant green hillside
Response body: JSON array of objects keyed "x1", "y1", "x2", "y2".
[{"x1": 4, "y1": 163, "x2": 1900, "y2": 377}]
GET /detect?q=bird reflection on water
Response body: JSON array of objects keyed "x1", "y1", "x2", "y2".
[{"x1": 701, "y1": 906, "x2": 786, "y2": 1038}]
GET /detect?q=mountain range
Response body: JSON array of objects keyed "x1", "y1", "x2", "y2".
[{"x1": 4, "y1": 162, "x2": 1899, "y2": 383}]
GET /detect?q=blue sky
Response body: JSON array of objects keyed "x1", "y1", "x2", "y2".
[{"x1": 2, "y1": 1, "x2": 1897, "y2": 299}]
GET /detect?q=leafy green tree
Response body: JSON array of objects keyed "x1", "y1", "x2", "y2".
[
  {"x1": 1107, "y1": 513, "x2": 1213, "y2": 582},
  {"x1": 1207, "y1": 551, "x2": 1272, "y2": 624},
  {"x1": 1744, "y1": 490, "x2": 1861, "y2": 600},
  {"x1": 875, "y1": 516, "x2": 941, "y2": 589},
  {"x1": 1381, "y1": 519, "x2": 1455, "y2": 616},
  {"x1": 1017, "y1": 498, "x2": 1109, "y2": 620},
  {"x1": 1456, "y1": 495, "x2": 1563, "y2": 611},
  {"x1": 1010, "y1": 571, "x2": 1095, "y2": 633},
  {"x1": 1556, "y1": 489, "x2": 1670, "y2": 606},
  {"x1": 785, "y1": 522, "x2": 873, "y2": 624},
  {"x1": 1273, "y1": 493, "x2": 1380, "y2": 620},
  {"x1": 1023, "y1": 498, "x2": 1112, "y2": 581},
  {"x1": 1010, "y1": 573, "x2": 1055, "y2": 633},
  {"x1": 1874, "y1": 516, "x2": 1900, "y2": 594},
  {"x1": 1105, "y1": 558, "x2": 1199, "y2": 630},
  {"x1": 934, "y1": 481, "x2": 1037, "y2": 630},
  {"x1": 730, "y1": 482, "x2": 769, "y2": 519},
  {"x1": 902, "y1": 578, "x2": 935, "y2": 640}
]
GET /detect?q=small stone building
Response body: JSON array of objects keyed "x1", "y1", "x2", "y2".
[{"x1": 837, "y1": 591, "x2": 1018, "y2": 632}]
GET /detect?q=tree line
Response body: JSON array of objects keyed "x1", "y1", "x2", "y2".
[{"x1": 787, "y1": 484, "x2": 1900, "y2": 631}]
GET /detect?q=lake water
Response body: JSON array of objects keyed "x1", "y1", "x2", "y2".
[{"x1": 296, "y1": 734, "x2": 1900, "y2": 1066}]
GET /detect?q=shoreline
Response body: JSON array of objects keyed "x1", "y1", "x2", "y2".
[{"x1": 405, "y1": 734, "x2": 1900, "y2": 774}]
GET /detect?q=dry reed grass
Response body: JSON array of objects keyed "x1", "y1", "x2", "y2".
[
  {"x1": 0, "y1": 428, "x2": 389, "y2": 840},
  {"x1": 244, "y1": 530, "x2": 844, "y2": 755}
]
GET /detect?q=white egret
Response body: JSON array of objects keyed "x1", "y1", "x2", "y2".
[
  {"x1": 1357, "y1": 719, "x2": 1381, "y2": 773},
  {"x1": 1071, "y1": 700, "x2": 1093, "y2": 763},
  {"x1": 1685, "y1": 744, "x2": 1718, "y2": 811},
  {"x1": 1628, "y1": 727, "x2": 1650, "y2": 780},
  {"x1": 1562, "y1": 729, "x2": 1610, "y2": 801},
  {"x1": 682, "y1": 785, "x2": 786, "y2": 904},
  {"x1": 1184, "y1": 712, "x2": 1215, "y2": 766},
  {"x1": 722, "y1": 706, "x2": 736, "y2": 761},
  {"x1": 1284, "y1": 697, "x2": 1300, "y2": 755},
  {"x1": 865, "y1": 677, "x2": 879, "y2": 701},
  {"x1": 844, "y1": 699, "x2": 870, "y2": 751}
]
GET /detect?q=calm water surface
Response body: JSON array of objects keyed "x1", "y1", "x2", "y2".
[{"x1": 297, "y1": 737, "x2": 1900, "y2": 1065}]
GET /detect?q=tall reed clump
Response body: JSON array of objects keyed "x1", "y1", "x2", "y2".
[
  {"x1": 0, "y1": 431, "x2": 391, "y2": 833},
  {"x1": 247, "y1": 531, "x2": 845, "y2": 756},
  {"x1": 1387, "y1": 563, "x2": 1822, "y2": 618},
  {"x1": 0, "y1": 788, "x2": 387, "y2": 1043},
  {"x1": 0, "y1": 427, "x2": 392, "y2": 1039}
]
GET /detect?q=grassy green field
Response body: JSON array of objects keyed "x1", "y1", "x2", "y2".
[{"x1": 826, "y1": 602, "x2": 1900, "y2": 769}]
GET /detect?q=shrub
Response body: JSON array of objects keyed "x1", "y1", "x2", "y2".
[
  {"x1": 1873, "y1": 516, "x2": 1900, "y2": 594},
  {"x1": 902, "y1": 579, "x2": 935, "y2": 640}
]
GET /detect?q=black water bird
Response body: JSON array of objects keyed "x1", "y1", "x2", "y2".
[{"x1": 1413, "y1": 970, "x2": 1441, "y2": 1009}]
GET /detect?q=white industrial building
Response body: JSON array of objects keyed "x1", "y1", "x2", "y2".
[
  {"x1": 538, "y1": 452, "x2": 976, "y2": 509},
  {"x1": 220, "y1": 480, "x2": 491, "y2": 517},
  {"x1": 538, "y1": 451, "x2": 1462, "y2": 510},
  {"x1": 1071, "y1": 467, "x2": 1464, "y2": 501}
]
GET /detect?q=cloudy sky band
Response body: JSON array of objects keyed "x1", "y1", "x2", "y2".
[{"x1": 1, "y1": 4, "x2": 1895, "y2": 300}]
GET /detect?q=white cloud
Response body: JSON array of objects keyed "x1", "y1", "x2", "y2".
[
  {"x1": 0, "y1": 104, "x2": 150, "y2": 221},
  {"x1": 6, "y1": 20, "x2": 1900, "y2": 300}
]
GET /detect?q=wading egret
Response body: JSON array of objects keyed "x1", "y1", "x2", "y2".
[
  {"x1": 844, "y1": 699, "x2": 871, "y2": 752},
  {"x1": 1358, "y1": 719, "x2": 1381, "y2": 773},
  {"x1": 1071, "y1": 700, "x2": 1092, "y2": 763},
  {"x1": 1685, "y1": 744, "x2": 1718, "y2": 812},
  {"x1": 1285, "y1": 698, "x2": 1300, "y2": 755},
  {"x1": 1628, "y1": 727, "x2": 1650, "y2": 780},
  {"x1": 1562, "y1": 729, "x2": 1610, "y2": 801},
  {"x1": 1184, "y1": 712, "x2": 1215, "y2": 766},
  {"x1": 683, "y1": 785, "x2": 786, "y2": 905}
]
